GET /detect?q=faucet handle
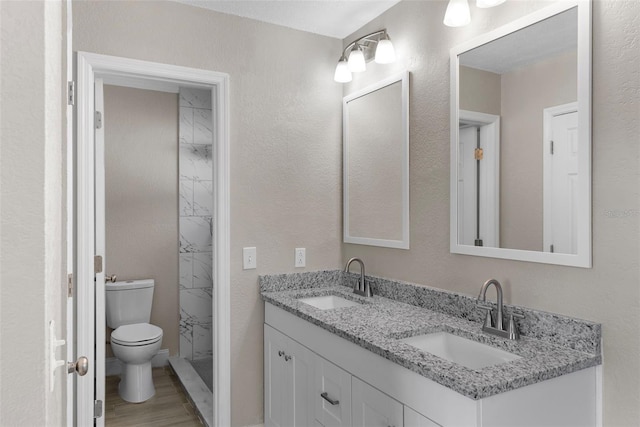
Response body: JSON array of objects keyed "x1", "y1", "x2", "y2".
[
  {"x1": 477, "y1": 302, "x2": 494, "y2": 328},
  {"x1": 507, "y1": 312, "x2": 524, "y2": 340}
]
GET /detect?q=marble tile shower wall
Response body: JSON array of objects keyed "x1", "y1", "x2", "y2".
[{"x1": 179, "y1": 88, "x2": 214, "y2": 360}]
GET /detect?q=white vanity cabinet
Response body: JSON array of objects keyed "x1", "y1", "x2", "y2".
[{"x1": 264, "y1": 303, "x2": 598, "y2": 427}]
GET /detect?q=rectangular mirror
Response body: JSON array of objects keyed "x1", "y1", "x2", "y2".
[
  {"x1": 450, "y1": 1, "x2": 591, "y2": 267},
  {"x1": 344, "y1": 71, "x2": 409, "y2": 249}
]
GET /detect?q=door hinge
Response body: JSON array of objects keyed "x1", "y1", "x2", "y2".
[
  {"x1": 94, "y1": 255, "x2": 103, "y2": 274},
  {"x1": 550, "y1": 244, "x2": 555, "y2": 253},
  {"x1": 550, "y1": 140, "x2": 554, "y2": 155},
  {"x1": 474, "y1": 147, "x2": 484, "y2": 160},
  {"x1": 67, "y1": 274, "x2": 73, "y2": 298},
  {"x1": 95, "y1": 111, "x2": 103, "y2": 129},
  {"x1": 94, "y1": 400, "x2": 103, "y2": 418},
  {"x1": 67, "y1": 81, "x2": 75, "y2": 106}
]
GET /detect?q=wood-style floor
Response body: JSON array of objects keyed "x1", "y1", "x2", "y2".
[{"x1": 106, "y1": 367, "x2": 203, "y2": 427}]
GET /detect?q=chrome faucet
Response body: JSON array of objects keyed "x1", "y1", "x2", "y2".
[
  {"x1": 477, "y1": 279, "x2": 523, "y2": 340},
  {"x1": 344, "y1": 257, "x2": 372, "y2": 297}
]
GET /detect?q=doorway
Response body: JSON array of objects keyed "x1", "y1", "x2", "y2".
[
  {"x1": 457, "y1": 110, "x2": 500, "y2": 248},
  {"x1": 74, "y1": 52, "x2": 230, "y2": 427}
]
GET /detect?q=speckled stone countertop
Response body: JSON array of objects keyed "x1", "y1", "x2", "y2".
[{"x1": 260, "y1": 271, "x2": 602, "y2": 400}]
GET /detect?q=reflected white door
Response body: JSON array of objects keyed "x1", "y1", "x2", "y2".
[{"x1": 543, "y1": 103, "x2": 578, "y2": 254}]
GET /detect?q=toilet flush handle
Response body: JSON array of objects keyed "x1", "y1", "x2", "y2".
[{"x1": 106, "y1": 274, "x2": 117, "y2": 283}]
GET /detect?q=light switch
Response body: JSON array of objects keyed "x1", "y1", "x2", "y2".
[
  {"x1": 295, "y1": 248, "x2": 306, "y2": 268},
  {"x1": 243, "y1": 247, "x2": 256, "y2": 270}
]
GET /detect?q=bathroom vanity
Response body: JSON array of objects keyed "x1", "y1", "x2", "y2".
[{"x1": 261, "y1": 271, "x2": 601, "y2": 427}]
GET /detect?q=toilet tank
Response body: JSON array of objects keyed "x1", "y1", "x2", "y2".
[{"x1": 105, "y1": 279, "x2": 154, "y2": 329}]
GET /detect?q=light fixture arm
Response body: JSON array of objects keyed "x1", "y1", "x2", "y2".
[{"x1": 341, "y1": 29, "x2": 390, "y2": 63}]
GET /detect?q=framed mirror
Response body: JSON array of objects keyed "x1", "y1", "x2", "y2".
[
  {"x1": 344, "y1": 71, "x2": 409, "y2": 249},
  {"x1": 450, "y1": 1, "x2": 591, "y2": 267}
]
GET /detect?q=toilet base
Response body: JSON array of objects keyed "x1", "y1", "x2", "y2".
[{"x1": 118, "y1": 361, "x2": 155, "y2": 403}]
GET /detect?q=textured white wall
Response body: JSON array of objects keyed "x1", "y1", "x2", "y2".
[
  {"x1": 343, "y1": 1, "x2": 639, "y2": 425},
  {"x1": 73, "y1": 1, "x2": 343, "y2": 425},
  {"x1": 0, "y1": 0, "x2": 65, "y2": 425}
]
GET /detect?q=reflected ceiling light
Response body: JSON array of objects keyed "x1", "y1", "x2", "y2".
[
  {"x1": 333, "y1": 29, "x2": 396, "y2": 82},
  {"x1": 476, "y1": 0, "x2": 506, "y2": 8},
  {"x1": 443, "y1": 0, "x2": 471, "y2": 27}
]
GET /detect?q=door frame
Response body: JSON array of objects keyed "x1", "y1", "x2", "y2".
[
  {"x1": 458, "y1": 110, "x2": 500, "y2": 248},
  {"x1": 75, "y1": 51, "x2": 231, "y2": 426}
]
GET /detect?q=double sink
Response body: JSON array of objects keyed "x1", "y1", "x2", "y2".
[{"x1": 297, "y1": 294, "x2": 521, "y2": 371}]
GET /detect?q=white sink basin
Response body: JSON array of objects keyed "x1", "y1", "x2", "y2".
[
  {"x1": 298, "y1": 295, "x2": 361, "y2": 310},
  {"x1": 400, "y1": 331, "x2": 521, "y2": 370}
]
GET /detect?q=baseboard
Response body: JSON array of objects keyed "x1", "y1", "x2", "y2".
[{"x1": 106, "y1": 349, "x2": 170, "y2": 376}]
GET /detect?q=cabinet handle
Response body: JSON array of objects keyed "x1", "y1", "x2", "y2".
[
  {"x1": 284, "y1": 355, "x2": 292, "y2": 361},
  {"x1": 278, "y1": 350, "x2": 284, "y2": 357},
  {"x1": 320, "y1": 392, "x2": 339, "y2": 406}
]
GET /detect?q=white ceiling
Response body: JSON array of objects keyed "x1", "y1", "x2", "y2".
[
  {"x1": 172, "y1": 0, "x2": 402, "y2": 39},
  {"x1": 459, "y1": 7, "x2": 577, "y2": 74}
]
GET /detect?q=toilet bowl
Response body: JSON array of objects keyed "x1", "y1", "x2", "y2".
[{"x1": 110, "y1": 322, "x2": 163, "y2": 403}]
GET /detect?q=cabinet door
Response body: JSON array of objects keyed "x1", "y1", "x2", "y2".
[
  {"x1": 315, "y1": 356, "x2": 352, "y2": 427},
  {"x1": 352, "y1": 377, "x2": 403, "y2": 427},
  {"x1": 287, "y1": 335, "x2": 315, "y2": 427},
  {"x1": 404, "y1": 406, "x2": 441, "y2": 427},
  {"x1": 265, "y1": 325, "x2": 293, "y2": 427}
]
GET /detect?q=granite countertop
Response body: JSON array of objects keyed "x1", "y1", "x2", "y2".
[{"x1": 260, "y1": 272, "x2": 602, "y2": 400}]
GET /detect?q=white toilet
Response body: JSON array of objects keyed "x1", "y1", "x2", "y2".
[{"x1": 106, "y1": 279, "x2": 163, "y2": 403}]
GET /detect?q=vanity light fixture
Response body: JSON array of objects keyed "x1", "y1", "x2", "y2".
[
  {"x1": 444, "y1": 0, "x2": 506, "y2": 27},
  {"x1": 333, "y1": 29, "x2": 396, "y2": 83}
]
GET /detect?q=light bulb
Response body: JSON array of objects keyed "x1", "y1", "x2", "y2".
[
  {"x1": 375, "y1": 38, "x2": 396, "y2": 64},
  {"x1": 334, "y1": 59, "x2": 352, "y2": 83},
  {"x1": 348, "y1": 45, "x2": 366, "y2": 72},
  {"x1": 476, "y1": 0, "x2": 506, "y2": 8},
  {"x1": 443, "y1": 0, "x2": 471, "y2": 27}
]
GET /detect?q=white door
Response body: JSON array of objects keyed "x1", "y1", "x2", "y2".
[
  {"x1": 94, "y1": 78, "x2": 107, "y2": 427},
  {"x1": 543, "y1": 103, "x2": 578, "y2": 254},
  {"x1": 352, "y1": 377, "x2": 403, "y2": 427},
  {"x1": 75, "y1": 78, "x2": 106, "y2": 426}
]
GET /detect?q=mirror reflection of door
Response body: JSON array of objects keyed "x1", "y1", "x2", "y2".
[{"x1": 543, "y1": 103, "x2": 579, "y2": 254}]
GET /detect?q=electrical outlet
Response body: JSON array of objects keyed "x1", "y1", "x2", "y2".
[
  {"x1": 243, "y1": 247, "x2": 256, "y2": 270},
  {"x1": 295, "y1": 248, "x2": 306, "y2": 268}
]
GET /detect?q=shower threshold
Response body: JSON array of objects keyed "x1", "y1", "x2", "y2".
[{"x1": 168, "y1": 356, "x2": 213, "y2": 427}]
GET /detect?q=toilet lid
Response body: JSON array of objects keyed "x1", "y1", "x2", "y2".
[{"x1": 112, "y1": 323, "x2": 163, "y2": 345}]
